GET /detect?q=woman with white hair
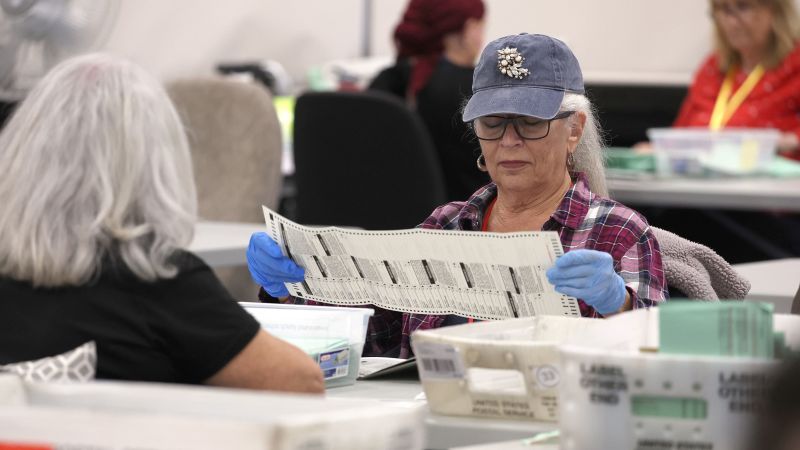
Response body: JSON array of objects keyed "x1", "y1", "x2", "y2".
[
  {"x1": 248, "y1": 34, "x2": 668, "y2": 357},
  {"x1": 0, "y1": 53, "x2": 323, "y2": 392}
]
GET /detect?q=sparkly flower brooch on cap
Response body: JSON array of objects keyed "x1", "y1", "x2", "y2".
[{"x1": 497, "y1": 47, "x2": 529, "y2": 79}]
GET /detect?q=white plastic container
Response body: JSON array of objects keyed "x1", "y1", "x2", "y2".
[
  {"x1": 0, "y1": 375, "x2": 424, "y2": 450},
  {"x1": 241, "y1": 302, "x2": 374, "y2": 388},
  {"x1": 411, "y1": 315, "x2": 596, "y2": 421},
  {"x1": 558, "y1": 309, "x2": 800, "y2": 450},
  {"x1": 647, "y1": 127, "x2": 780, "y2": 176}
]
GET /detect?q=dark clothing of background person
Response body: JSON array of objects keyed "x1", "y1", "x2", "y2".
[
  {"x1": 368, "y1": 58, "x2": 411, "y2": 100},
  {"x1": 416, "y1": 57, "x2": 488, "y2": 200},
  {"x1": 369, "y1": 57, "x2": 489, "y2": 199}
]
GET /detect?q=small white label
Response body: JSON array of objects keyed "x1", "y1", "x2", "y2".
[
  {"x1": 415, "y1": 342, "x2": 465, "y2": 379},
  {"x1": 319, "y1": 347, "x2": 350, "y2": 380},
  {"x1": 532, "y1": 365, "x2": 560, "y2": 389}
]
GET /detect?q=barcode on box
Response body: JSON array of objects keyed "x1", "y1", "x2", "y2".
[
  {"x1": 421, "y1": 358, "x2": 456, "y2": 374},
  {"x1": 414, "y1": 341, "x2": 464, "y2": 379}
]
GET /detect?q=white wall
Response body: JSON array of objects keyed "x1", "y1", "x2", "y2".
[
  {"x1": 103, "y1": 0, "x2": 800, "y2": 87},
  {"x1": 104, "y1": 0, "x2": 363, "y2": 82},
  {"x1": 371, "y1": 0, "x2": 716, "y2": 85}
]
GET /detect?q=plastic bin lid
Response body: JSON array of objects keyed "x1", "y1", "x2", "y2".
[{"x1": 647, "y1": 127, "x2": 781, "y2": 140}]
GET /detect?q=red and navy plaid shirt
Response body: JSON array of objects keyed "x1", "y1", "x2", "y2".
[{"x1": 266, "y1": 172, "x2": 667, "y2": 358}]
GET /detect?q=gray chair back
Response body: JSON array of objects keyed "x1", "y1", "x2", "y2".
[{"x1": 167, "y1": 78, "x2": 282, "y2": 300}]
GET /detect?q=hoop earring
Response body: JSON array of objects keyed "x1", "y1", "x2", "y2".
[
  {"x1": 566, "y1": 152, "x2": 575, "y2": 171},
  {"x1": 476, "y1": 154, "x2": 488, "y2": 172}
]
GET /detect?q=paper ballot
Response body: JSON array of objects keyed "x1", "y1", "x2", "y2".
[{"x1": 262, "y1": 206, "x2": 579, "y2": 320}]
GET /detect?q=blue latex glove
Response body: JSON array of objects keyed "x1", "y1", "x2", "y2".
[
  {"x1": 246, "y1": 232, "x2": 305, "y2": 298},
  {"x1": 545, "y1": 249, "x2": 626, "y2": 315}
]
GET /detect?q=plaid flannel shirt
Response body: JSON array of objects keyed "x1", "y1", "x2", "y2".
[{"x1": 264, "y1": 172, "x2": 667, "y2": 358}]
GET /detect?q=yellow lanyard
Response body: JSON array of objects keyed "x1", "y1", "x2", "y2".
[{"x1": 709, "y1": 64, "x2": 765, "y2": 130}]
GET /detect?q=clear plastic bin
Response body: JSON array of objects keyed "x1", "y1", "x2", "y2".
[
  {"x1": 647, "y1": 127, "x2": 780, "y2": 176},
  {"x1": 240, "y1": 302, "x2": 374, "y2": 388}
]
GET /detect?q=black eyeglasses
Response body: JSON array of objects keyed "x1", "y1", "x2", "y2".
[
  {"x1": 473, "y1": 111, "x2": 575, "y2": 141},
  {"x1": 709, "y1": 1, "x2": 760, "y2": 19}
]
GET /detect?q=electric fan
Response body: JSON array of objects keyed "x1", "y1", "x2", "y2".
[{"x1": 0, "y1": 0, "x2": 119, "y2": 100}]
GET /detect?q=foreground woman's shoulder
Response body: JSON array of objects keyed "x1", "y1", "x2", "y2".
[{"x1": 166, "y1": 250, "x2": 210, "y2": 272}]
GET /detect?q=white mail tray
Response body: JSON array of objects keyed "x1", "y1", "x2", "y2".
[
  {"x1": 0, "y1": 375, "x2": 424, "y2": 450},
  {"x1": 411, "y1": 315, "x2": 596, "y2": 422},
  {"x1": 558, "y1": 308, "x2": 800, "y2": 450}
]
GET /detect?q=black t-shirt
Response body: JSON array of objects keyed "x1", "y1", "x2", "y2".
[
  {"x1": 416, "y1": 57, "x2": 489, "y2": 201},
  {"x1": 0, "y1": 251, "x2": 260, "y2": 384},
  {"x1": 368, "y1": 58, "x2": 412, "y2": 100}
]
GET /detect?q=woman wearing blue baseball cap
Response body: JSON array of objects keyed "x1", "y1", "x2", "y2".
[{"x1": 248, "y1": 34, "x2": 668, "y2": 358}]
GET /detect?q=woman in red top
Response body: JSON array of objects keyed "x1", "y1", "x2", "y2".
[
  {"x1": 675, "y1": 0, "x2": 800, "y2": 159},
  {"x1": 661, "y1": 0, "x2": 800, "y2": 265}
]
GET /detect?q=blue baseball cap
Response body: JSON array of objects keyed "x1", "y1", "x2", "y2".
[{"x1": 462, "y1": 33, "x2": 584, "y2": 122}]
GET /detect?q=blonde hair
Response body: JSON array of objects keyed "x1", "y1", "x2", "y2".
[
  {"x1": 0, "y1": 53, "x2": 197, "y2": 287},
  {"x1": 561, "y1": 93, "x2": 608, "y2": 197},
  {"x1": 712, "y1": 0, "x2": 800, "y2": 70}
]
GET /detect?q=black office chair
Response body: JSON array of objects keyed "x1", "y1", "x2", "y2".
[
  {"x1": 292, "y1": 91, "x2": 448, "y2": 230},
  {"x1": 585, "y1": 83, "x2": 688, "y2": 147}
]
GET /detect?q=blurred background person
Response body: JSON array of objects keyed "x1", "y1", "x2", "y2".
[
  {"x1": 640, "y1": 0, "x2": 800, "y2": 264},
  {"x1": 748, "y1": 355, "x2": 800, "y2": 450},
  {"x1": 0, "y1": 53, "x2": 323, "y2": 393},
  {"x1": 675, "y1": 0, "x2": 800, "y2": 159},
  {"x1": 369, "y1": 0, "x2": 490, "y2": 200}
]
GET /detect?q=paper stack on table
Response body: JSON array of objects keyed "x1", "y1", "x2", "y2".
[{"x1": 659, "y1": 301, "x2": 775, "y2": 358}]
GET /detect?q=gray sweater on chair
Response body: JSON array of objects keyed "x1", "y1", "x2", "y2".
[{"x1": 652, "y1": 227, "x2": 751, "y2": 300}]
